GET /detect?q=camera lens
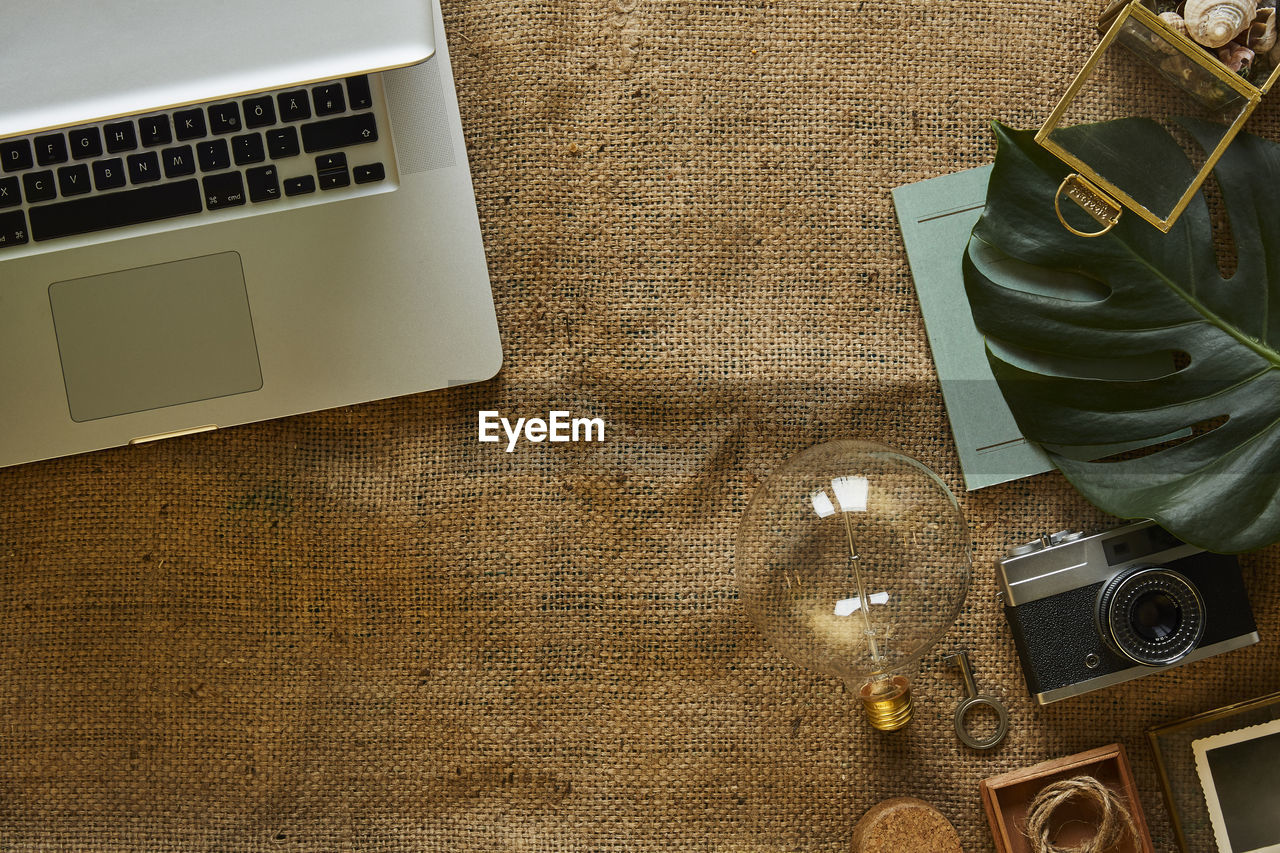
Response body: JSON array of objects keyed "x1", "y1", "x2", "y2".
[
  {"x1": 1097, "y1": 566, "x2": 1205, "y2": 666},
  {"x1": 1131, "y1": 590, "x2": 1180, "y2": 642}
]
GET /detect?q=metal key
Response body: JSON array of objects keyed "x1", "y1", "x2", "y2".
[{"x1": 945, "y1": 650, "x2": 1010, "y2": 750}]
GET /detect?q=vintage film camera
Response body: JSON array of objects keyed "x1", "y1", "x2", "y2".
[{"x1": 998, "y1": 520, "x2": 1259, "y2": 704}]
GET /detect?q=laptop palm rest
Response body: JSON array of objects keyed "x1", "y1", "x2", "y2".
[{"x1": 49, "y1": 251, "x2": 263, "y2": 423}]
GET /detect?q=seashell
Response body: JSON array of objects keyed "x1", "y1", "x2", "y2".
[
  {"x1": 1160, "y1": 10, "x2": 1192, "y2": 35},
  {"x1": 1184, "y1": 0, "x2": 1257, "y2": 47},
  {"x1": 1219, "y1": 40, "x2": 1256, "y2": 70},
  {"x1": 1245, "y1": 6, "x2": 1277, "y2": 52},
  {"x1": 1159, "y1": 53, "x2": 1195, "y2": 79}
]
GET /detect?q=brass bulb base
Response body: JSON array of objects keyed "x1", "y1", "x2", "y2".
[{"x1": 859, "y1": 675, "x2": 913, "y2": 732}]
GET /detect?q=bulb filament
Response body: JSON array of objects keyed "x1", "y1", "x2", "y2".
[{"x1": 841, "y1": 510, "x2": 883, "y2": 668}]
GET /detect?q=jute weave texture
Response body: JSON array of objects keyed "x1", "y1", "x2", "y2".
[{"x1": 3, "y1": 0, "x2": 1280, "y2": 849}]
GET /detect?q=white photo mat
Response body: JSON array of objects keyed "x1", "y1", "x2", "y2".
[{"x1": 1193, "y1": 717, "x2": 1280, "y2": 853}]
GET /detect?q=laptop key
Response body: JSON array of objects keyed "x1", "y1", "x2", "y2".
[
  {"x1": 318, "y1": 168, "x2": 350, "y2": 190},
  {"x1": 0, "y1": 177, "x2": 19, "y2": 208},
  {"x1": 197, "y1": 139, "x2": 231, "y2": 172},
  {"x1": 57, "y1": 164, "x2": 92, "y2": 197},
  {"x1": 93, "y1": 158, "x2": 126, "y2": 191},
  {"x1": 162, "y1": 145, "x2": 196, "y2": 178},
  {"x1": 301, "y1": 113, "x2": 378, "y2": 153},
  {"x1": 283, "y1": 175, "x2": 315, "y2": 196},
  {"x1": 0, "y1": 210, "x2": 27, "y2": 248},
  {"x1": 346, "y1": 75, "x2": 373, "y2": 110},
  {"x1": 139, "y1": 115, "x2": 173, "y2": 147},
  {"x1": 69, "y1": 127, "x2": 103, "y2": 159},
  {"x1": 34, "y1": 134, "x2": 69, "y2": 166},
  {"x1": 315, "y1": 152, "x2": 346, "y2": 172},
  {"x1": 103, "y1": 122, "x2": 138, "y2": 153},
  {"x1": 266, "y1": 127, "x2": 300, "y2": 159},
  {"x1": 246, "y1": 165, "x2": 280, "y2": 202},
  {"x1": 23, "y1": 171, "x2": 56, "y2": 203},
  {"x1": 244, "y1": 96, "x2": 277, "y2": 128},
  {"x1": 232, "y1": 133, "x2": 266, "y2": 166},
  {"x1": 1, "y1": 140, "x2": 34, "y2": 173},
  {"x1": 277, "y1": 90, "x2": 311, "y2": 122},
  {"x1": 202, "y1": 172, "x2": 245, "y2": 209},
  {"x1": 27, "y1": 179, "x2": 202, "y2": 241},
  {"x1": 316, "y1": 150, "x2": 349, "y2": 189},
  {"x1": 312, "y1": 84, "x2": 345, "y2": 116},
  {"x1": 353, "y1": 163, "x2": 385, "y2": 184},
  {"x1": 127, "y1": 152, "x2": 161, "y2": 184},
  {"x1": 208, "y1": 102, "x2": 242, "y2": 134},
  {"x1": 174, "y1": 108, "x2": 207, "y2": 140}
]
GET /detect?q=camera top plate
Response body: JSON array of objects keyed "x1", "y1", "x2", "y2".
[{"x1": 998, "y1": 519, "x2": 1204, "y2": 606}]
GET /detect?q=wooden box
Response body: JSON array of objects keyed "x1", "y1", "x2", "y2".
[{"x1": 979, "y1": 743, "x2": 1155, "y2": 853}]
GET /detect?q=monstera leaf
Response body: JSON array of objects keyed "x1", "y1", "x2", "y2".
[{"x1": 964, "y1": 120, "x2": 1280, "y2": 554}]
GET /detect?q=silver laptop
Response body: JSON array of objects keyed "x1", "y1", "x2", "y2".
[{"x1": 0, "y1": 0, "x2": 502, "y2": 468}]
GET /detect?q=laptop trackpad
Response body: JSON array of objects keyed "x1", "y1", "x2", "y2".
[{"x1": 49, "y1": 252, "x2": 263, "y2": 423}]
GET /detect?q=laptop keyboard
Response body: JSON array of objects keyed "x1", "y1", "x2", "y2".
[{"x1": 0, "y1": 74, "x2": 395, "y2": 254}]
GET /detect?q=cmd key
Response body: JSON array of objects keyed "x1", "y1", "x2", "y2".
[{"x1": 0, "y1": 210, "x2": 28, "y2": 248}]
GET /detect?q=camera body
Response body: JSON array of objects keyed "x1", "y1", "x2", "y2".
[{"x1": 998, "y1": 520, "x2": 1259, "y2": 704}]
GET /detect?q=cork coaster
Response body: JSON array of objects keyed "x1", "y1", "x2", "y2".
[{"x1": 850, "y1": 797, "x2": 965, "y2": 853}]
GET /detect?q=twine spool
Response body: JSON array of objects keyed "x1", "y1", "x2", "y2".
[{"x1": 1024, "y1": 775, "x2": 1139, "y2": 853}]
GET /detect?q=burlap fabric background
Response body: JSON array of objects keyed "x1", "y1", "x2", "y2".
[{"x1": 4, "y1": 0, "x2": 1280, "y2": 849}]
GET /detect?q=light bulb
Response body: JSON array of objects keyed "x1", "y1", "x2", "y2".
[{"x1": 735, "y1": 440, "x2": 971, "y2": 731}]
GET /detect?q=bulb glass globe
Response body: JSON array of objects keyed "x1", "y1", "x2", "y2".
[{"x1": 735, "y1": 440, "x2": 971, "y2": 730}]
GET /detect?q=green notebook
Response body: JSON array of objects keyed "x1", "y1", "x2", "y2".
[{"x1": 893, "y1": 166, "x2": 1186, "y2": 490}]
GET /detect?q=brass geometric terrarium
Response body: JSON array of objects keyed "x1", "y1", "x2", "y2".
[{"x1": 1039, "y1": 0, "x2": 1280, "y2": 235}]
